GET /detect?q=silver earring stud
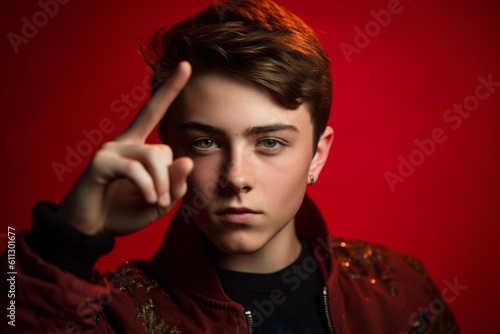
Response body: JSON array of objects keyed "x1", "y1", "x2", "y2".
[{"x1": 308, "y1": 175, "x2": 315, "y2": 185}]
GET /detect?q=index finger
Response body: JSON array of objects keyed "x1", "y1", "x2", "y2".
[{"x1": 118, "y1": 61, "x2": 192, "y2": 142}]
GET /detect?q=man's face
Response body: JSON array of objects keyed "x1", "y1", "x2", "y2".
[{"x1": 166, "y1": 73, "x2": 316, "y2": 255}]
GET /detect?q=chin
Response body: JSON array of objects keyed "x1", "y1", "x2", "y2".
[
  {"x1": 193, "y1": 216, "x2": 272, "y2": 255},
  {"x1": 209, "y1": 232, "x2": 267, "y2": 256}
]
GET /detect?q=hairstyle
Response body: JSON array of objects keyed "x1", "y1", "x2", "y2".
[{"x1": 142, "y1": 0, "x2": 332, "y2": 147}]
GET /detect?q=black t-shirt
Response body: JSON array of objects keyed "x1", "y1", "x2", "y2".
[{"x1": 217, "y1": 240, "x2": 329, "y2": 333}]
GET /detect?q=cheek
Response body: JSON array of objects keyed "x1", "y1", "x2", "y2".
[
  {"x1": 262, "y1": 153, "x2": 310, "y2": 185},
  {"x1": 256, "y1": 154, "x2": 310, "y2": 204}
]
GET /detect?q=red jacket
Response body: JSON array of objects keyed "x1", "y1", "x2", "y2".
[{"x1": 2, "y1": 196, "x2": 458, "y2": 333}]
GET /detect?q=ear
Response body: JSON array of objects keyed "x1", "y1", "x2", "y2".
[{"x1": 309, "y1": 126, "x2": 334, "y2": 184}]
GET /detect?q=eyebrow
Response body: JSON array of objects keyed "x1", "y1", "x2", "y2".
[
  {"x1": 179, "y1": 121, "x2": 300, "y2": 136},
  {"x1": 244, "y1": 123, "x2": 299, "y2": 136},
  {"x1": 179, "y1": 121, "x2": 225, "y2": 136}
]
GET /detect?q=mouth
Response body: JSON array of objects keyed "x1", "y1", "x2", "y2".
[{"x1": 215, "y1": 207, "x2": 261, "y2": 224}]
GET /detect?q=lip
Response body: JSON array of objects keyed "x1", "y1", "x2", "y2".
[{"x1": 215, "y1": 207, "x2": 261, "y2": 224}]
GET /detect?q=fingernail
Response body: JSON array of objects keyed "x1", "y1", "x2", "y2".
[{"x1": 159, "y1": 192, "x2": 171, "y2": 206}]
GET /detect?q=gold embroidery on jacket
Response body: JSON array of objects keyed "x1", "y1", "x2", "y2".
[
  {"x1": 109, "y1": 261, "x2": 182, "y2": 334},
  {"x1": 330, "y1": 237, "x2": 397, "y2": 296},
  {"x1": 137, "y1": 299, "x2": 182, "y2": 334}
]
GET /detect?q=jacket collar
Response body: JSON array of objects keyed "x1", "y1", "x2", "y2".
[{"x1": 149, "y1": 195, "x2": 333, "y2": 303}]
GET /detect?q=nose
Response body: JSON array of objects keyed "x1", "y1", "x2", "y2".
[{"x1": 220, "y1": 152, "x2": 255, "y2": 194}]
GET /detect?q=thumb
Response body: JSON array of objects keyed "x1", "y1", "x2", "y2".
[{"x1": 168, "y1": 157, "x2": 194, "y2": 203}]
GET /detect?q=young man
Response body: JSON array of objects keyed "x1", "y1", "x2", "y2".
[{"x1": 3, "y1": 0, "x2": 458, "y2": 333}]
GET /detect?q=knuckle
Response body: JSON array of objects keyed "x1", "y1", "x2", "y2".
[
  {"x1": 90, "y1": 150, "x2": 110, "y2": 167},
  {"x1": 161, "y1": 145, "x2": 173, "y2": 158},
  {"x1": 163, "y1": 147, "x2": 174, "y2": 167},
  {"x1": 146, "y1": 145, "x2": 172, "y2": 163},
  {"x1": 101, "y1": 141, "x2": 117, "y2": 151},
  {"x1": 144, "y1": 147, "x2": 159, "y2": 162},
  {"x1": 124, "y1": 160, "x2": 143, "y2": 175}
]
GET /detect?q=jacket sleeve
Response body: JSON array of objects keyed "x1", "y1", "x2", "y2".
[
  {"x1": 401, "y1": 255, "x2": 460, "y2": 334},
  {"x1": 326, "y1": 236, "x2": 460, "y2": 334},
  {"x1": 0, "y1": 202, "x2": 120, "y2": 333}
]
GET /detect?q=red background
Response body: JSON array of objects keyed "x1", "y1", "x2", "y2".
[{"x1": 1, "y1": 0, "x2": 499, "y2": 332}]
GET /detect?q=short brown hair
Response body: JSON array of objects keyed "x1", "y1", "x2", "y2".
[{"x1": 142, "y1": 0, "x2": 332, "y2": 146}]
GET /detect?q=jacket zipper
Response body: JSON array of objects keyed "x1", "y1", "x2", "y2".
[
  {"x1": 323, "y1": 287, "x2": 335, "y2": 334},
  {"x1": 244, "y1": 289, "x2": 334, "y2": 334},
  {"x1": 245, "y1": 310, "x2": 254, "y2": 334}
]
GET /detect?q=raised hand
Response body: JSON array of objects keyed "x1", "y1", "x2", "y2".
[{"x1": 56, "y1": 61, "x2": 194, "y2": 237}]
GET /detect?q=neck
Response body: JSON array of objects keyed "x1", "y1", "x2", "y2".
[{"x1": 215, "y1": 221, "x2": 302, "y2": 274}]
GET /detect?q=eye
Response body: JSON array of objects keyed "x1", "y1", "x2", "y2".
[
  {"x1": 256, "y1": 138, "x2": 285, "y2": 152},
  {"x1": 193, "y1": 138, "x2": 219, "y2": 150},
  {"x1": 261, "y1": 139, "x2": 279, "y2": 148}
]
